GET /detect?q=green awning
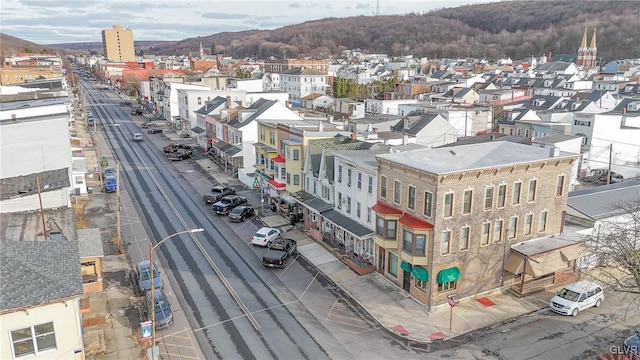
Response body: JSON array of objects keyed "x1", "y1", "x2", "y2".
[
  {"x1": 412, "y1": 266, "x2": 428, "y2": 282},
  {"x1": 400, "y1": 261, "x2": 412, "y2": 272},
  {"x1": 437, "y1": 267, "x2": 461, "y2": 283}
]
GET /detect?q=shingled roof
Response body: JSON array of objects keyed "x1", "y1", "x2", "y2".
[
  {"x1": 0, "y1": 240, "x2": 82, "y2": 312},
  {"x1": 0, "y1": 168, "x2": 70, "y2": 200}
]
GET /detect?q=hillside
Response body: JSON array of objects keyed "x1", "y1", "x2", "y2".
[
  {"x1": 4, "y1": 1, "x2": 640, "y2": 62},
  {"x1": 0, "y1": 33, "x2": 48, "y2": 57}
]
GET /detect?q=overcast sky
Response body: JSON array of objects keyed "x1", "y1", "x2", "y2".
[{"x1": 2, "y1": 0, "x2": 496, "y2": 44}]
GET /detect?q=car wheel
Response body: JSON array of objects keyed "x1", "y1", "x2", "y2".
[
  {"x1": 571, "y1": 308, "x2": 579, "y2": 317},
  {"x1": 595, "y1": 298, "x2": 601, "y2": 308}
]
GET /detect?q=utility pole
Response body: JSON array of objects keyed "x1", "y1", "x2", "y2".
[
  {"x1": 116, "y1": 162, "x2": 123, "y2": 254},
  {"x1": 607, "y1": 143, "x2": 612, "y2": 185}
]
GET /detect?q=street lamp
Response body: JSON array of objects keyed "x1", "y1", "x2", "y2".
[{"x1": 149, "y1": 228, "x2": 204, "y2": 348}]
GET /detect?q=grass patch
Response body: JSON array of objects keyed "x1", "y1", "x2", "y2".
[{"x1": 73, "y1": 199, "x2": 90, "y2": 229}]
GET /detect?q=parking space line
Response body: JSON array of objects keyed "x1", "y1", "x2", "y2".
[
  {"x1": 299, "y1": 273, "x2": 319, "y2": 300},
  {"x1": 326, "y1": 298, "x2": 340, "y2": 320}
]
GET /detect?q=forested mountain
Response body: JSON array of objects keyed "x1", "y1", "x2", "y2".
[
  {"x1": 4, "y1": 1, "x2": 640, "y2": 62},
  {"x1": 144, "y1": 1, "x2": 640, "y2": 62}
]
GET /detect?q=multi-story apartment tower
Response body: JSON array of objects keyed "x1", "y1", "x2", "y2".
[
  {"x1": 373, "y1": 142, "x2": 579, "y2": 308},
  {"x1": 101, "y1": 25, "x2": 135, "y2": 62}
]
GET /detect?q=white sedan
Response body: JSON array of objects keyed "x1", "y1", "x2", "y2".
[{"x1": 251, "y1": 227, "x2": 281, "y2": 246}]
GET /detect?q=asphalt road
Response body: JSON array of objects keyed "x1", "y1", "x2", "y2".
[{"x1": 80, "y1": 81, "x2": 429, "y2": 360}]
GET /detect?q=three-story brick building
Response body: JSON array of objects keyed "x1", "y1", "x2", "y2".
[{"x1": 373, "y1": 142, "x2": 579, "y2": 308}]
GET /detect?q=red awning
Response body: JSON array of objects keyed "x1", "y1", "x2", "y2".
[
  {"x1": 399, "y1": 213, "x2": 434, "y2": 229},
  {"x1": 371, "y1": 201, "x2": 402, "y2": 215},
  {"x1": 272, "y1": 154, "x2": 286, "y2": 163},
  {"x1": 268, "y1": 179, "x2": 286, "y2": 189}
]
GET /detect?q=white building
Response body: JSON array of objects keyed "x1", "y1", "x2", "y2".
[{"x1": 280, "y1": 67, "x2": 327, "y2": 107}]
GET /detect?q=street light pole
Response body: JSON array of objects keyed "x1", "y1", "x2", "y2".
[{"x1": 149, "y1": 228, "x2": 204, "y2": 350}]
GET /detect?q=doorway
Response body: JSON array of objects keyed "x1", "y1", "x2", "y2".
[
  {"x1": 403, "y1": 270, "x2": 411, "y2": 292},
  {"x1": 378, "y1": 251, "x2": 385, "y2": 274}
]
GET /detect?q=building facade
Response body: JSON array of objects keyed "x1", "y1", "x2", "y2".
[
  {"x1": 101, "y1": 25, "x2": 135, "y2": 62},
  {"x1": 373, "y1": 142, "x2": 578, "y2": 308}
]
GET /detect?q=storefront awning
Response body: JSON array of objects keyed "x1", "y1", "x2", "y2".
[
  {"x1": 504, "y1": 253, "x2": 525, "y2": 275},
  {"x1": 412, "y1": 265, "x2": 428, "y2": 282},
  {"x1": 437, "y1": 267, "x2": 460, "y2": 284},
  {"x1": 322, "y1": 209, "x2": 374, "y2": 238},
  {"x1": 371, "y1": 201, "x2": 402, "y2": 215},
  {"x1": 268, "y1": 179, "x2": 286, "y2": 189},
  {"x1": 400, "y1": 261, "x2": 412, "y2": 272},
  {"x1": 508, "y1": 237, "x2": 587, "y2": 278},
  {"x1": 527, "y1": 251, "x2": 570, "y2": 278},
  {"x1": 399, "y1": 213, "x2": 434, "y2": 229}
]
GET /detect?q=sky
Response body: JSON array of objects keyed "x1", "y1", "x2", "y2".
[{"x1": 2, "y1": 0, "x2": 496, "y2": 44}]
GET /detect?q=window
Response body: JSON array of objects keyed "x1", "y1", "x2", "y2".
[
  {"x1": 497, "y1": 184, "x2": 506, "y2": 208},
  {"x1": 337, "y1": 192, "x2": 342, "y2": 209},
  {"x1": 513, "y1": 182, "x2": 521, "y2": 205},
  {"x1": 197, "y1": 97, "x2": 202, "y2": 105},
  {"x1": 338, "y1": 165, "x2": 343, "y2": 183},
  {"x1": 481, "y1": 222, "x2": 491, "y2": 246},
  {"x1": 494, "y1": 219, "x2": 503, "y2": 243},
  {"x1": 539, "y1": 210, "x2": 548, "y2": 232},
  {"x1": 393, "y1": 181, "x2": 401, "y2": 203},
  {"x1": 444, "y1": 193, "x2": 454, "y2": 217},
  {"x1": 524, "y1": 213, "x2": 533, "y2": 235},
  {"x1": 376, "y1": 217, "x2": 397, "y2": 239},
  {"x1": 415, "y1": 277, "x2": 427, "y2": 291},
  {"x1": 508, "y1": 216, "x2": 518, "y2": 239},
  {"x1": 460, "y1": 226, "x2": 470, "y2": 250},
  {"x1": 293, "y1": 174, "x2": 300, "y2": 185},
  {"x1": 313, "y1": 181, "x2": 317, "y2": 194},
  {"x1": 368, "y1": 176, "x2": 373, "y2": 194},
  {"x1": 346, "y1": 196, "x2": 352, "y2": 214},
  {"x1": 260, "y1": 128, "x2": 265, "y2": 141},
  {"x1": 293, "y1": 149, "x2": 300, "y2": 161},
  {"x1": 402, "y1": 230, "x2": 426, "y2": 255},
  {"x1": 422, "y1": 191, "x2": 433, "y2": 217},
  {"x1": 356, "y1": 173, "x2": 362, "y2": 189},
  {"x1": 367, "y1": 208, "x2": 372, "y2": 223},
  {"x1": 408, "y1": 186, "x2": 416, "y2": 210},
  {"x1": 347, "y1": 169, "x2": 352, "y2": 186},
  {"x1": 381, "y1": 176, "x2": 387, "y2": 198},
  {"x1": 357, "y1": 202, "x2": 361, "y2": 218},
  {"x1": 11, "y1": 322, "x2": 57, "y2": 357},
  {"x1": 286, "y1": 173, "x2": 291, "y2": 184},
  {"x1": 528, "y1": 179, "x2": 537, "y2": 202},
  {"x1": 556, "y1": 175, "x2": 565, "y2": 196},
  {"x1": 463, "y1": 190, "x2": 473, "y2": 214},
  {"x1": 438, "y1": 280, "x2": 457, "y2": 292},
  {"x1": 388, "y1": 252, "x2": 398, "y2": 277},
  {"x1": 485, "y1": 187, "x2": 494, "y2": 210},
  {"x1": 269, "y1": 131, "x2": 275, "y2": 145},
  {"x1": 441, "y1": 230, "x2": 451, "y2": 255}
]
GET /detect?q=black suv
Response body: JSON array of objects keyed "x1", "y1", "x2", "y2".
[{"x1": 131, "y1": 109, "x2": 143, "y2": 115}]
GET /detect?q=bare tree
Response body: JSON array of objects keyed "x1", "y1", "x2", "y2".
[{"x1": 582, "y1": 198, "x2": 640, "y2": 309}]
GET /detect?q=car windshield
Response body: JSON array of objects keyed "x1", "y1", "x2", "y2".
[
  {"x1": 254, "y1": 233, "x2": 266, "y2": 238},
  {"x1": 557, "y1": 288, "x2": 580, "y2": 301},
  {"x1": 230, "y1": 208, "x2": 243, "y2": 215},
  {"x1": 155, "y1": 300, "x2": 170, "y2": 312},
  {"x1": 140, "y1": 268, "x2": 158, "y2": 281}
]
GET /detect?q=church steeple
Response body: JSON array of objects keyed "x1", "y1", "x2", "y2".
[
  {"x1": 199, "y1": 42, "x2": 204, "y2": 59},
  {"x1": 580, "y1": 27, "x2": 588, "y2": 48},
  {"x1": 589, "y1": 28, "x2": 597, "y2": 48}
]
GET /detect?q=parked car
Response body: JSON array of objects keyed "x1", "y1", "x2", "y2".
[
  {"x1": 597, "y1": 172, "x2": 624, "y2": 184},
  {"x1": 144, "y1": 290, "x2": 173, "y2": 330},
  {"x1": 203, "y1": 185, "x2": 236, "y2": 204},
  {"x1": 168, "y1": 149, "x2": 192, "y2": 161},
  {"x1": 141, "y1": 123, "x2": 158, "y2": 129},
  {"x1": 148, "y1": 128, "x2": 163, "y2": 134},
  {"x1": 623, "y1": 331, "x2": 639, "y2": 358},
  {"x1": 163, "y1": 143, "x2": 193, "y2": 154},
  {"x1": 228, "y1": 205, "x2": 255, "y2": 222},
  {"x1": 135, "y1": 260, "x2": 163, "y2": 294},
  {"x1": 251, "y1": 227, "x2": 281, "y2": 246},
  {"x1": 549, "y1": 281, "x2": 603, "y2": 316},
  {"x1": 133, "y1": 133, "x2": 143, "y2": 142},
  {"x1": 211, "y1": 195, "x2": 248, "y2": 215},
  {"x1": 119, "y1": 101, "x2": 132, "y2": 107},
  {"x1": 131, "y1": 109, "x2": 143, "y2": 115},
  {"x1": 262, "y1": 238, "x2": 297, "y2": 268}
]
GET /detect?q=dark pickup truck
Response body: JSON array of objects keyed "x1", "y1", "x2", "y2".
[
  {"x1": 203, "y1": 185, "x2": 235, "y2": 204},
  {"x1": 211, "y1": 195, "x2": 248, "y2": 215},
  {"x1": 262, "y1": 238, "x2": 297, "y2": 268},
  {"x1": 168, "y1": 149, "x2": 192, "y2": 161}
]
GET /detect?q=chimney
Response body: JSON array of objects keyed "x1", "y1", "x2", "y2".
[
  {"x1": 318, "y1": 122, "x2": 323, "y2": 131},
  {"x1": 548, "y1": 146, "x2": 560, "y2": 158},
  {"x1": 367, "y1": 123, "x2": 373, "y2": 132},
  {"x1": 285, "y1": 100, "x2": 290, "y2": 108},
  {"x1": 351, "y1": 132, "x2": 357, "y2": 140},
  {"x1": 402, "y1": 134, "x2": 409, "y2": 145},
  {"x1": 226, "y1": 96, "x2": 231, "y2": 108},
  {"x1": 373, "y1": 127, "x2": 379, "y2": 133},
  {"x1": 422, "y1": 108, "x2": 427, "y2": 113}
]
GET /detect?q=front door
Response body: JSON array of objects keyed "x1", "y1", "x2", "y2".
[
  {"x1": 378, "y1": 251, "x2": 385, "y2": 274},
  {"x1": 403, "y1": 270, "x2": 411, "y2": 292}
]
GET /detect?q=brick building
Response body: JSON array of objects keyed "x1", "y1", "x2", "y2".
[{"x1": 373, "y1": 142, "x2": 579, "y2": 308}]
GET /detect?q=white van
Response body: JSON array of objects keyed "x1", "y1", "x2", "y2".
[{"x1": 549, "y1": 281, "x2": 603, "y2": 316}]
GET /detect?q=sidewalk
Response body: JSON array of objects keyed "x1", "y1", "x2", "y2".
[{"x1": 194, "y1": 154, "x2": 556, "y2": 345}]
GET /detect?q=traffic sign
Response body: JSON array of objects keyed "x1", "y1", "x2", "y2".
[
  {"x1": 100, "y1": 156, "x2": 109, "y2": 169},
  {"x1": 448, "y1": 295, "x2": 456, "y2": 307}
]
